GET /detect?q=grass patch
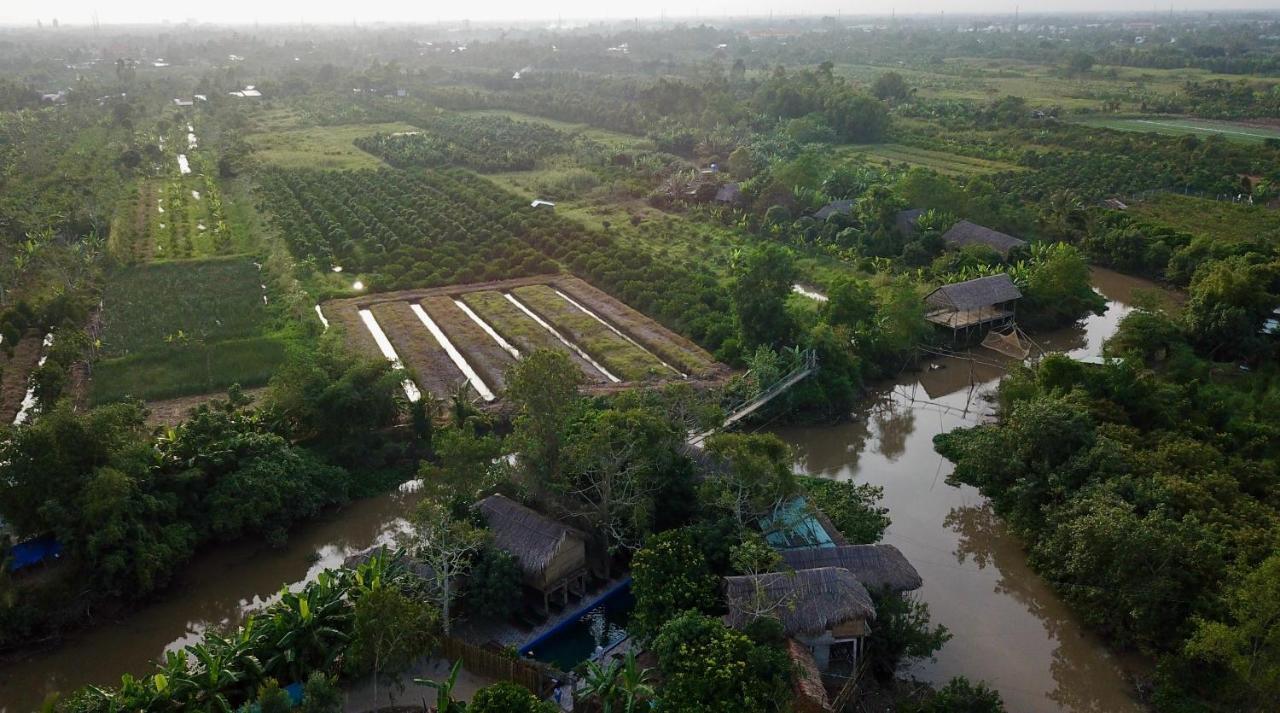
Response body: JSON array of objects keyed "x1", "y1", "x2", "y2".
[
  {"x1": 511, "y1": 284, "x2": 666, "y2": 382},
  {"x1": 1071, "y1": 116, "x2": 1280, "y2": 144},
  {"x1": 842, "y1": 143, "x2": 1020, "y2": 176},
  {"x1": 459, "y1": 109, "x2": 653, "y2": 151},
  {"x1": 1129, "y1": 194, "x2": 1280, "y2": 245},
  {"x1": 100, "y1": 257, "x2": 270, "y2": 357},
  {"x1": 90, "y1": 336, "x2": 287, "y2": 404},
  {"x1": 247, "y1": 122, "x2": 419, "y2": 170}
]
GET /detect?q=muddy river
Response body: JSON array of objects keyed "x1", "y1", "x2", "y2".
[
  {"x1": 773, "y1": 267, "x2": 1172, "y2": 713},
  {"x1": 0, "y1": 267, "x2": 1170, "y2": 712}
]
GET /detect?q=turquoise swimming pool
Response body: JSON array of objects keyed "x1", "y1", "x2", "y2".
[{"x1": 519, "y1": 580, "x2": 633, "y2": 671}]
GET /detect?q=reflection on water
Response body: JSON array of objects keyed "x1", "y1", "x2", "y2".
[
  {"x1": 0, "y1": 268, "x2": 1170, "y2": 712},
  {"x1": 0, "y1": 492, "x2": 417, "y2": 711},
  {"x1": 773, "y1": 268, "x2": 1167, "y2": 713}
]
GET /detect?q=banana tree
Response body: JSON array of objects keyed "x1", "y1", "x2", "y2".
[
  {"x1": 414, "y1": 659, "x2": 465, "y2": 713},
  {"x1": 263, "y1": 572, "x2": 352, "y2": 683}
]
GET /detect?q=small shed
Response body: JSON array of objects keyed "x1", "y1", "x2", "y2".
[
  {"x1": 714, "y1": 182, "x2": 743, "y2": 205},
  {"x1": 924, "y1": 274, "x2": 1022, "y2": 335},
  {"x1": 476, "y1": 494, "x2": 590, "y2": 611},
  {"x1": 895, "y1": 208, "x2": 924, "y2": 235},
  {"x1": 941, "y1": 220, "x2": 1027, "y2": 257},
  {"x1": 779, "y1": 544, "x2": 922, "y2": 593},
  {"x1": 813, "y1": 200, "x2": 854, "y2": 221},
  {"x1": 725, "y1": 567, "x2": 875, "y2": 670}
]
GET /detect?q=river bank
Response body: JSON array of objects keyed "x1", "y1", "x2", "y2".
[
  {"x1": 771, "y1": 267, "x2": 1175, "y2": 712},
  {"x1": 0, "y1": 267, "x2": 1174, "y2": 712}
]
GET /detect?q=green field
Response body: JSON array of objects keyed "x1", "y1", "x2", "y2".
[
  {"x1": 459, "y1": 109, "x2": 654, "y2": 151},
  {"x1": 1129, "y1": 193, "x2": 1280, "y2": 245},
  {"x1": 92, "y1": 257, "x2": 287, "y2": 403},
  {"x1": 1072, "y1": 116, "x2": 1280, "y2": 144},
  {"x1": 843, "y1": 143, "x2": 1020, "y2": 176},
  {"x1": 247, "y1": 121, "x2": 420, "y2": 169}
]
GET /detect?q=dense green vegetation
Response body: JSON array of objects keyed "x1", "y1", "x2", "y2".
[{"x1": 2, "y1": 12, "x2": 1279, "y2": 713}]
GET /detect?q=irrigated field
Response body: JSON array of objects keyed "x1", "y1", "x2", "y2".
[
  {"x1": 1072, "y1": 116, "x2": 1280, "y2": 144},
  {"x1": 844, "y1": 143, "x2": 1020, "y2": 176},
  {"x1": 322, "y1": 275, "x2": 723, "y2": 404},
  {"x1": 91, "y1": 257, "x2": 286, "y2": 403}
]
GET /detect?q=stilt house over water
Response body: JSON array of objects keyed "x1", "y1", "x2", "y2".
[{"x1": 924, "y1": 273, "x2": 1022, "y2": 338}]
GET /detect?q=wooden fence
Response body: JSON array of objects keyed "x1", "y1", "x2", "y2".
[{"x1": 440, "y1": 637, "x2": 559, "y2": 698}]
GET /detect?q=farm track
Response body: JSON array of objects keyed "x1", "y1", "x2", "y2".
[
  {"x1": 419, "y1": 295, "x2": 516, "y2": 393},
  {"x1": 510, "y1": 284, "x2": 664, "y2": 382},
  {"x1": 461, "y1": 291, "x2": 608, "y2": 384},
  {"x1": 369, "y1": 302, "x2": 473, "y2": 401}
]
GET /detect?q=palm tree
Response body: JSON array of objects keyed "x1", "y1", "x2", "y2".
[
  {"x1": 263, "y1": 572, "x2": 352, "y2": 683},
  {"x1": 415, "y1": 659, "x2": 465, "y2": 713},
  {"x1": 616, "y1": 651, "x2": 655, "y2": 713}
]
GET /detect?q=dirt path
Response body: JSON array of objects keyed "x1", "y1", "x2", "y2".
[
  {"x1": 145, "y1": 387, "x2": 270, "y2": 427},
  {"x1": 0, "y1": 332, "x2": 48, "y2": 424}
]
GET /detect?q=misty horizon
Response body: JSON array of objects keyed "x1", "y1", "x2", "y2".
[{"x1": 6, "y1": 1, "x2": 1280, "y2": 28}]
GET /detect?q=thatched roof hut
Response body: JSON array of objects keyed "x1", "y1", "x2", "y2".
[
  {"x1": 475, "y1": 494, "x2": 589, "y2": 597},
  {"x1": 724, "y1": 567, "x2": 875, "y2": 637},
  {"x1": 779, "y1": 544, "x2": 922, "y2": 593},
  {"x1": 895, "y1": 208, "x2": 924, "y2": 235},
  {"x1": 813, "y1": 200, "x2": 854, "y2": 221},
  {"x1": 940, "y1": 220, "x2": 1027, "y2": 257},
  {"x1": 924, "y1": 274, "x2": 1022, "y2": 331}
]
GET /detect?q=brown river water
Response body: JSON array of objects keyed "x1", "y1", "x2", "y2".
[{"x1": 0, "y1": 268, "x2": 1169, "y2": 712}]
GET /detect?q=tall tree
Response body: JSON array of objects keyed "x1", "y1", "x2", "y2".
[
  {"x1": 730, "y1": 243, "x2": 797, "y2": 350},
  {"x1": 506, "y1": 349, "x2": 583, "y2": 488},
  {"x1": 350, "y1": 587, "x2": 439, "y2": 707},
  {"x1": 403, "y1": 499, "x2": 484, "y2": 636}
]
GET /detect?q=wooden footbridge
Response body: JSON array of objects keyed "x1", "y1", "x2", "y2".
[{"x1": 688, "y1": 349, "x2": 818, "y2": 447}]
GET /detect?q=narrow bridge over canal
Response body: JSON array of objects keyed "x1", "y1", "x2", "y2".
[{"x1": 688, "y1": 349, "x2": 818, "y2": 447}]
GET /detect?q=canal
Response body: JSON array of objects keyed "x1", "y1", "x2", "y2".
[{"x1": 0, "y1": 267, "x2": 1173, "y2": 712}]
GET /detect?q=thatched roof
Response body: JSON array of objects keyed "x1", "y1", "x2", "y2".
[
  {"x1": 895, "y1": 208, "x2": 924, "y2": 235},
  {"x1": 724, "y1": 567, "x2": 875, "y2": 637},
  {"x1": 475, "y1": 494, "x2": 584, "y2": 577},
  {"x1": 788, "y1": 639, "x2": 833, "y2": 712},
  {"x1": 715, "y1": 183, "x2": 742, "y2": 204},
  {"x1": 814, "y1": 200, "x2": 854, "y2": 221},
  {"x1": 941, "y1": 220, "x2": 1026, "y2": 256},
  {"x1": 925, "y1": 274, "x2": 1022, "y2": 312},
  {"x1": 779, "y1": 545, "x2": 922, "y2": 593}
]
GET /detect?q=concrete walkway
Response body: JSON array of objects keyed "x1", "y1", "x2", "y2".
[{"x1": 343, "y1": 657, "x2": 496, "y2": 712}]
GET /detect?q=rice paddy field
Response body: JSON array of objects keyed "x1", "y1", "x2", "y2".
[
  {"x1": 1071, "y1": 116, "x2": 1280, "y2": 144},
  {"x1": 322, "y1": 275, "x2": 722, "y2": 403},
  {"x1": 91, "y1": 257, "x2": 287, "y2": 403},
  {"x1": 842, "y1": 143, "x2": 1020, "y2": 176}
]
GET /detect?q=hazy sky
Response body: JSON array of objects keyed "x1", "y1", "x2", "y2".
[{"x1": 5, "y1": 0, "x2": 1280, "y2": 26}]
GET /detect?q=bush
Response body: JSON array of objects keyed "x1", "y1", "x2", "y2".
[{"x1": 468, "y1": 682, "x2": 558, "y2": 713}]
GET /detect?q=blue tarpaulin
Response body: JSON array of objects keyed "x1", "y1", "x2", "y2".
[
  {"x1": 284, "y1": 682, "x2": 304, "y2": 705},
  {"x1": 6, "y1": 535, "x2": 62, "y2": 572},
  {"x1": 760, "y1": 497, "x2": 836, "y2": 550}
]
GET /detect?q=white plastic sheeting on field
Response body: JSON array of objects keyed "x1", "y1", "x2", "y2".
[
  {"x1": 792, "y1": 284, "x2": 828, "y2": 302},
  {"x1": 314, "y1": 305, "x2": 330, "y2": 331},
  {"x1": 454, "y1": 299, "x2": 519, "y2": 359},
  {"x1": 12, "y1": 334, "x2": 54, "y2": 426},
  {"x1": 358, "y1": 309, "x2": 421, "y2": 402},
  {"x1": 410, "y1": 304, "x2": 495, "y2": 402},
  {"x1": 177, "y1": 154, "x2": 191, "y2": 175},
  {"x1": 554, "y1": 288, "x2": 684, "y2": 378},
  {"x1": 503, "y1": 292, "x2": 620, "y2": 383}
]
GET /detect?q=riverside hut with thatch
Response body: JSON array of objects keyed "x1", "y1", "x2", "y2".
[
  {"x1": 725, "y1": 567, "x2": 876, "y2": 670},
  {"x1": 941, "y1": 220, "x2": 1027, "y2": 257},
  {"x1": 475, "y1": 494, "x2": 590, "y2": 612},
  {"x1": 780, "y1": 545, "x2": 922, "y2": 594},
  {"x1": 924, "y1": 273, "x2": 1022, "y2": 337}
]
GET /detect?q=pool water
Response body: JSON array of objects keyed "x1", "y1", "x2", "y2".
[{"x1": 520, "y1": 584, "x2": 634, "y2": 672}]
